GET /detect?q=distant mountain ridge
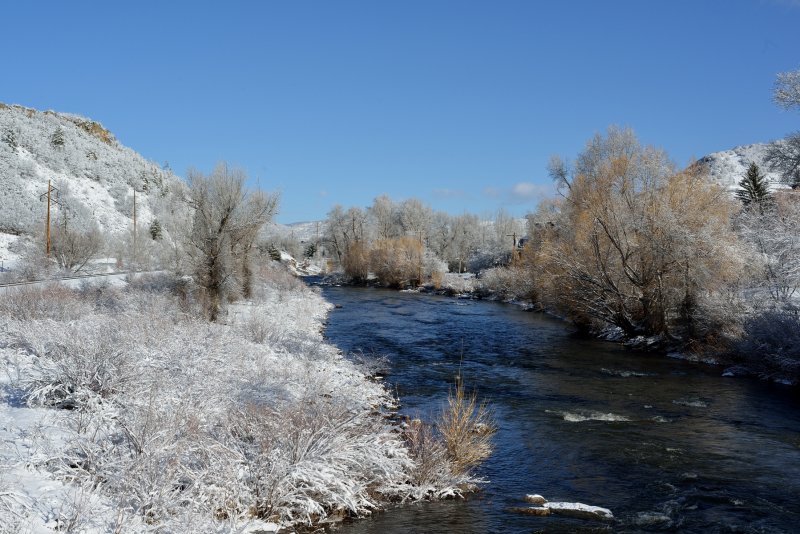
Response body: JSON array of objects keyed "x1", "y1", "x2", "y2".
[{"x1": 0, "y1": 103, "x2": 183, "y2": 239}]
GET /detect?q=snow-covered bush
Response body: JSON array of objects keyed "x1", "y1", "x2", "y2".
[
  {"x1": 402, "y1": 419, "x2": 459, "y2": 497},
  {"x1": 17, "y1": 321, "x2": 132, "y2": 409},
  {"x1": 477, "y1": 266, "x2": 536, "y2": 301},
  {"x1": 438, "y1": 272, "x2": 476, "y2": 295},
  {"x1": 0, "y1": 275, "x2": 490, "y2": 532},
  {"x1": 0, "y1": 284, "x2": 92, "y2": 321},
  {"x1": 228, "y1": 398, "x2": 412, "y2": 524}
]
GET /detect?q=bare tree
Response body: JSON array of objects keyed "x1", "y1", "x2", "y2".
[
  {"x1": 185, "y1": 163, "x2": 278, "y2": 321},
  {"x1": 324, "y1": 205, "x2": 367, "y2": 266},
  {"x1": 323, "y1": 205, "x2": 348, "y2": 263},
  {"x1": 51, "y1": 224, "x2": 104, "y2": 273}
]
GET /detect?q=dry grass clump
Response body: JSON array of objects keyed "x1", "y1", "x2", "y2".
[
  {"x1": 437, "y1": 375, "x2": 496, "y2": 477},
  {"x1": 401, "y1": 373, "x2": 496, "y2": 498}
]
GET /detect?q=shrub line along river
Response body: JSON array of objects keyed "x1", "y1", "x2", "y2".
[{"x1": 318, "y1": 284, "x2": 800, "y2": 534}]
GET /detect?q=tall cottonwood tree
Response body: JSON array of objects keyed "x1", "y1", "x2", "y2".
[
  {"x1": 541, "y1": 127, "x2": 739, "y2": 338},
  {"x1": 186, "y1": 163, "x2": 278, "y2": 321}
]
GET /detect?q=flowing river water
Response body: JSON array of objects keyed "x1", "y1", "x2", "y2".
[{"x1": 319, "y1": 285, "x2": 800, "y2": 533}]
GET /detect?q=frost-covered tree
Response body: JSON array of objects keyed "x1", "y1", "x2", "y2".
[
  {"x1": 765, "y1": 133, "x2": 800, "y2": 189},
  {"x1": 450, "y1": 213, "x2": 480, "y2": 273},
  {"x1": 766, "y1": 67, "x2": 800, "y2": 188},
  {"x1": 427, "y1": 210, "x2": 455, "y2": 261},
  {"x1": 736, "y1": 162, "x2": 771, "y2": 211},
  {"x1": 185, "y1": 163, "x2": 278, "y2": 320},
  {"x1": 369, "y1": 194, "x2": 399, "y2": 239},
  {"x1": 774, "y1": 66, "x2": 800, "y2": 111},
  {"x1": 737, "y1": 192, "x2": 800, "y2": 303},
  {"x1": 324, "y1": 205, "x2": 367, "y2": 263},
  {"x1": 398, "y1": 198, "x2": 432, "y2": 239}
]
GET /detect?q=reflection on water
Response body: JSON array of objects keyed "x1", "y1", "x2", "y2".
[{"x1": 320, "y1": 286, "x2": 800, "y2": 533}]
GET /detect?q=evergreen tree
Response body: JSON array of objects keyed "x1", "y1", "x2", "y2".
[
  {"x1": 149, "y1": 219, "x2": 162, "y2": 240},
  {"x1": 268, "y1": 243, "x2": 281, "y2": 261},
  {"x1": 50, "y1": 126, "x2": 65, "y2": 148},
  {"x1": 736, "y1": 162, "x2": 771, "y2": 211},
  {"x1": 304, "y1": 242, "x2": 317, "y2": 258}
]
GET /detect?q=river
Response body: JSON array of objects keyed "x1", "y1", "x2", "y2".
[{"x1": 319, "y1": 285, "x2": 800, "y2": 533}]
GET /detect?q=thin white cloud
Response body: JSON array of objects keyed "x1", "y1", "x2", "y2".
[
  {"x1": 483, "y1": 186, "x2": 500, "y2": 198},
  {"x1": 432, "y1": 187, "x2": 466, "y2": 199},
  {"x1": 510, "y1": 182, "x2": 542, "y2": 200},
  {"x1": 481, "y1": 181, "x2": 556, "y2": 206},
  {"x1": 508, "y1": 182, "x2": 555, "y2": 204}
]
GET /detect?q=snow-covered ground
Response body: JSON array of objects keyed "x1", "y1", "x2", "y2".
[
  {"x1": 0, "y1": 233, "x2": 20, "y2": 271},
  {"x1": 0, "y1": 268, "x2": 475, "y2": 533}
]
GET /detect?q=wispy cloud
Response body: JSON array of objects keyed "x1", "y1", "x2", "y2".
[
  {"x1": 483, "y1": 186, "x2": 500, "y2": 198},
  {"x1": 432, "y1": 187, "x2": 466, "y2": 199},
  {"x1": 509, "y1": 182, "x2": 553, "y2": 204},
  {"x1": 481, "y1": 181, "x2": 555, "y2": 206}
]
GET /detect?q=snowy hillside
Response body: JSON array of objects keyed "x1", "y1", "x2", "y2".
[
  {"x1": 697, "y1": 141, "x2": 788, "y2": 192},
  {"x1": 0, "y1": 103, "x2": 183, "y2": 240},
  {"x1": 264, "y1": 220, "x2": 323, "y2": 245}
]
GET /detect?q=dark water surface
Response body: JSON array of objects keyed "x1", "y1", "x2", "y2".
[{"x1": 320, "y1": 285, "x2": 800, "y2": 533}]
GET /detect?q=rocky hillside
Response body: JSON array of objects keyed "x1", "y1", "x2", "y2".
[{"x1": 0, "y1": 103, "x2": 183, "y2": 242}]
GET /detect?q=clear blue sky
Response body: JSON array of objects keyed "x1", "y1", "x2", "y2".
[{"x1": 2, "y1": 1, "x2": 799, "y2": 223}]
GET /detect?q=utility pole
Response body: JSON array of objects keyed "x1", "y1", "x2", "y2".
[
  {"x1": 132, "y1": 188, "x2": 137, "y2": 270},
  {"x1": 39, "y1": 181, "x2": 62, "y2": 256},
  {"x1": 46, "y1": 180, "x2": 52, "y2": 255}
]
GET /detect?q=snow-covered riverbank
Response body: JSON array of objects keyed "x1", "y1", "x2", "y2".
[{"x1": 0, "y1": 270, "x2": 472, "y2": 533}]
